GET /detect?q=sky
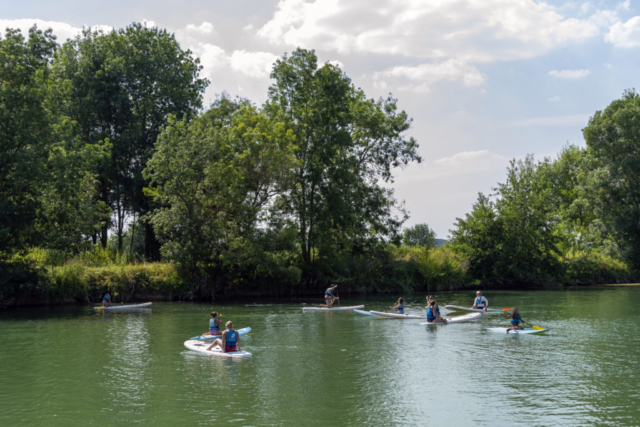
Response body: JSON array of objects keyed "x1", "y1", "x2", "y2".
[{"x1": 3, "y1": 0, "x2": 640, "y2": 238}]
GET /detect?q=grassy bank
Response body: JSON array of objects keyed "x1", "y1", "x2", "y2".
[{"x1": 1, "y1": 246, "x2": 638, "y2": 308}]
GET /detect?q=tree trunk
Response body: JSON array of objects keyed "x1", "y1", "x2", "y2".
[
  {"x1": 144, "y1": 222, "x2": 161, "y2": 261},
  {"x1": 101, "y1": 225, "x2": 108, "y2": 248}
]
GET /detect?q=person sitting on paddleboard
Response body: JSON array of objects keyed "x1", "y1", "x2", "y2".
[
  {"x1": 204, "y1": 311, "x2": 223, "y2": 336},
  {"x1": 102, "y1": 292, "x2": 112, "y2": 307},
  {"x1": 207, "y1": 320, "x2": 241, "y2": 353},
  {"x1": 426, "y1": 296, "x2": 447, "y2": 324},
  {"x1": 391, "y1": 298, "x2": 404, "y2": 314},
  {"x1": 472, "y1": 291, "x2": 488, "y2": 311},
  {"x1": 505, "y1": 307, "x2": 524, "y2": 331},
  {"x1": 322, "y1": 284, "x2": 339, "y2": 308}
]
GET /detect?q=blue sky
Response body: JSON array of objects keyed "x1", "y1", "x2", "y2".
[{"x1": 3, "y1": 0, "x2": 639, "y2": 237}]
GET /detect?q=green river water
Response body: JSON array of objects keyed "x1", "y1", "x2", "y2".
[{"x1": 1, "y1": 288, "x2": 639, "y2": 426}]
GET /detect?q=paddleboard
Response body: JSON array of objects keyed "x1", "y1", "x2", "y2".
[
  {"x1": 94, "y1": 302, "x2": 152, "y2": 310},
  {"x1": 184, "y1": 340, "x2": 251, "y2": 358},
  {"x1": 420, "y1": 312, "x2": 482, "y2": 325},
  {"x1": 487, "y1": 327, "x2": 548, "y2": 334},
  {"x1": 369, "y1": 310, "x2": 427, "y2": 319},
  {"x1": 191, "y1": 327, "x2": 251, "y2": 341},
  {"x1": 445, "y1": 305, "x2": 487, "y2": 313},
  {"x1": 353, "y1": 309, "x2": 378, "y2": 316},
  {"x1": 302, "y1": 305, "x2": 365, "y2": 311}
]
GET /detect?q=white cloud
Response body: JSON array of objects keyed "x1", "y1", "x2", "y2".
[
  {"x1": 511, "y1": 113, "x2": 590, "y2": 127},
  {"x1": 548, "y1": 69, "x2": 591, "y2": 79},
  {"x1": 603, "y1": 62, "x2": 613, "y2": 69},
  {"x1": 0, "y1": 19, "x2": 112, "y2": 42},
  {"x1": 325, "y1": 59, "x2": 344, "y2": 69},
  {"x1": 398, "y1": 150, "x2": 510, "y2": 183},
  {"x1": 186, "y1": 22, "x2": 215, "y2": 34},
  {"x1": 141, "y1": 19, "x2": 157, "y2": 28},
  {"x1": 372, "y1": 59, "x2": 485, "y2": 93},
  {"x1": 229, "y1": 50, "x2": 279, "y2": 78},
  {"x1": 258, "y1": 0, "x2": 603, "y2": 63},
  {"x1": 606, "y1": 16, "x2": 640, "y2": 47},
  {"x1": 547, "y1": 95, "x2": 561, "y2": 102}
]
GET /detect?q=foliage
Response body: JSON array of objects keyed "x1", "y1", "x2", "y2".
[
  {"x1": 265, "y1": 48, "x2": 421, "y2": 284},
  {"x1": 403, "y1": 223, "x2": 438, "y2": 248},
  {"x1": 53, "y1": 23, "x2": 208, "y2": 255},
  {"x1": 583, "y1": 89, "x2": 640, "y2": 269}
]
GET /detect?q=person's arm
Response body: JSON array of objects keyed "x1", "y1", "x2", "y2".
[
  {"x1": 483, "y1": 297, "x2": 488, "y2": 310},
  {"x1": 221, "y1": 331, "x2": 227, "y2": 353}
]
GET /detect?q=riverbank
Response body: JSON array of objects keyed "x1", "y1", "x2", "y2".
[{"x1": 1, "y1": 247, "x2": 637, "y2": 308}]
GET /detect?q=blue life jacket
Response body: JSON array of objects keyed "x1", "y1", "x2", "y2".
[
  {"x1": 103, "y1": 294, "x2": 110, "y2": 302},
  {"x1": 397, "y1": 303, "x2": 404, "y2": 314},
  {"x1": 511, "y1": 314, "x2": 521, "y2": 326},
  {"x1": 475, "y1": 297, "x2": 485, "y2": 308},
  {"x1": 226, "y1": 330, "x2": 238, "y2": 345},
  {"x1": 325, "y1": 287, "x2": 334, "y2": 297},
  {"x1": 209, "y1": 318, "x2": 219, "y2": 331},
  {"x1": 427, "y1": 306, "x2": 436, "y2": 321}
]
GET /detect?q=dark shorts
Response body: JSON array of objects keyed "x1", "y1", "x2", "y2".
[{"x1": 225, "y1": 345, "x2": 237, "y2": 352}]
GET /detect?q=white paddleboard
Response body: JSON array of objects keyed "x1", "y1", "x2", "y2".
[
  {"x1": 369, "y1": 310, "x2": 427, "y2": 319},
  {"x1": 184, "y1": 340, "x2": 252, "y2": 358},
  {"x1": 191, "y1": 327, "x2": 251, "y2": 341},
  {"x1": 302, "y1": 305, "x2": 365, "y2": 311},
  {"x1": 420, "y1": 312, "x2": 482, "y2": 325},
  {"x1": 353, "y1": 309, "x2": 378, "y2": 316},
  {"x1": 487, "y1": 327, "x2": 548, "y2": 334},
  {"x1": 445, "y1": 305, "x2": 487, "y2": 313},
  {"x1": 94, "y1": 302, "x2": 152, "y2": 310}
]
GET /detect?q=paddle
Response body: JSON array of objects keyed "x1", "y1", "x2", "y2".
[
  {"x1": 336, "y1": 290, "x2": 341, "y2": 307},
  {"x1": 521, "y1": 319, "x2": 545, "y2": 331}
]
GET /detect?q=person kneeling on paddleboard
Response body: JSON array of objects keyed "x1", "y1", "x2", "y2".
[
  {"x1": 204, "y1": 311, "x2": 223, "y2": 336},
  {"x1": 391, "y1": 298, "x2": 404, "y2": 314},
  {"x1": 207, "y1": 321, "x2": 241, "y2": 353},
  {"x1": 472, "y1": 291, "x2": 488, "y2": 312},
  {"x1": 322, "y1": 284, "x2": 339, "y2": 308},
  {"x1": 426, "y1": 296, "x2": 447, "y2": 324},
  {"x1": 102, "y1": 292, "x2": 112, "y2": 307},
  {"x1": 505, "y1": 307, "x2": 524, "y2": 332}
]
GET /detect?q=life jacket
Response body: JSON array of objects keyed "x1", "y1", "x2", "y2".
[
  {"x1": 103, "y1": 294, "x2": 110, "y2": 302},
  {"x1": 475, "y1": 297, "x2": 485, "y2": 308},
  {"x1": 397, "y1": 302, "x2": 404, "y2": 314},
  {"x1": 209, "y1": 318, "x2": 219, "y2": 331},
  {"x1": 325, "y1": 288, "x2": 334, "y2": 297},
  {"x1": 427, "y1": 306, "x2": 436, "y2": 321},
  {"x1": 511, "y1": 314, "x2": 521, "y2": 326},
  {"x1": 225, "y1": 330, "x2": 238, "y2": 345}
]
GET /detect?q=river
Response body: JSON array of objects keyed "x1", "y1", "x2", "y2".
[{"x1": 1, "y1": 288, "x2": 639, "y2": 426}]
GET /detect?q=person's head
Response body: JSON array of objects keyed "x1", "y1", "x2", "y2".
[
  {"x1": 512, "y1": 307, "x2": 519, "y2": 316},
  {"x1": 398, "y1": 297, "x2": 404, "y2": 304},
  {"x1": 210, "y1": 311, "x2": 218, "y2": 319},
  {"x1": 476, "y1": 291, "x2": 482, "y2": 297},
  {"x1": 427, "y1": 295, "x2": 433, "y2": 301},
  {"x1": 429, "y1": 299, "x2": 436, "y2": 306},
  {"x1": 226, "y1": 320, "x2": 233, "y2": 330}
]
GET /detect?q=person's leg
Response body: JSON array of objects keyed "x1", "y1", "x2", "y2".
[{"x1": 207, "y1": 339, "x2": 222, "y2": 351}]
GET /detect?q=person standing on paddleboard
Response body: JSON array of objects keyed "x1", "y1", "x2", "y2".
[
  {"x1": 204, "y1": 311, "x2": 223, "y2": 336},
  {"x1": 391, "y1": 298, "x2": 405, "y2": 314},
  {"x1": 207, "y1": 321, "x2": 241, "y2": 353},
  {"x1": 322, "y1": 284, "x2": 339, "y2": 308},
  {"x1": 102, "y1": 292, "x2": 112, "y2": 307},
  {"x1": 505, "y1": 307, "x2": 524, "y2": 331},
  {"x1": 472, "y1": 291, "x2": 488, "y2": 311},
  {"x1": 426, "y1": 296, "x2": 447, "y2": 324}
]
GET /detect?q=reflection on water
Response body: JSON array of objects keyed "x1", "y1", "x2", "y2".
[{"x1": 1, "y1": 289, "x2": 640, "y2": 426}]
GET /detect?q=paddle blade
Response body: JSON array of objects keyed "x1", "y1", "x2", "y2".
[
  {"x1": 533, "y1": 326, "x2": 544, "y2": 331},
  {"x1": 502, "y1": 308, "x2": 511, "y2": 312}
]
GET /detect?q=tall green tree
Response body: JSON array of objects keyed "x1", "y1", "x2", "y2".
[
  {"x1": 53, "y1": 23, "x2": 208, "y2": 257},
  {"x1": 265, "y1": 48, "x2": 421, "y2": 284},
  {"x1": 403, "y1": 223, "x2": 437, "y2": 248},
  {"x1": 144, "y1": 97, "x2": 298, "y2": 290},
  {"x1": 583, "y1": 89, "x2": 640, "y2": 268}
]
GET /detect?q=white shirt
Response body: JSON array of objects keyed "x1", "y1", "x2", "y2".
[{"x1": 473, "y1": 296, "x2": 488, "y2": 308}]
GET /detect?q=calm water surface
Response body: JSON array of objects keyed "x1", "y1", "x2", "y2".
[{"x1": 1, "y1": 288, "x2": 639, "y2": 426}]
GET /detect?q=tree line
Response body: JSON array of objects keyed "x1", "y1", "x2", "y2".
[{"x1": 2, "y1": 23, "x2": 639, "y2": 304}]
